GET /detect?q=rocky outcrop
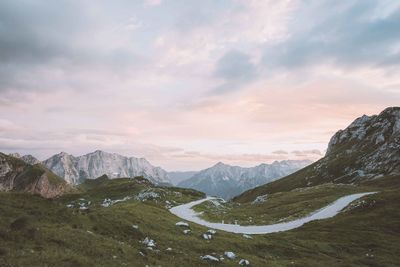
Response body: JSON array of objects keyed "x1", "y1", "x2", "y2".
[
  {"x1": 43, "y1": 150, "x2": 171, "y2": 185},
  {"x1": 0, "y1": 153, "x2": 67, "y2": 198},
  {"x1": 321, "y1": 107, "x2": 400, "y2": 181}
]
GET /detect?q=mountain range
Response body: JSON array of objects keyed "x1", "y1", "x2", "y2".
[
  {"x1": 6, "y1": 150, "x2": 311, "y2": 199},
  {"x1": 41, "y1": 150, "x2": 171, "y2": 185},
  {"x1": 3, "y1": 106, "x2": 399, "y2": 200},
  {"x1": 178, "y1": 160, "x2": 312, "y2": 199}
]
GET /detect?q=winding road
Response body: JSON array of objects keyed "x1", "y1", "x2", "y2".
[{"x1": 169, "y1": 192, "x2": 376, "y2": 234}]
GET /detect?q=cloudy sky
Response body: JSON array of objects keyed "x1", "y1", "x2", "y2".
[{"x1": 0, "y1": 0, "x2": 399, "y2": 170}]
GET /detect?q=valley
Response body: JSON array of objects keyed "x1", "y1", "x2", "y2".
[{"x1": 0, "y1": 107, "x2": 399, "y2": 266}]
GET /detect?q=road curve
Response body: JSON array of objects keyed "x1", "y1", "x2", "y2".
[{"x1": 169, "y1": 192, "x2": 376, "y2": 234}]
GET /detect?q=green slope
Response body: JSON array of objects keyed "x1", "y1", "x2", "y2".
[{"x1": 0, "y1": 176, "x2": 399, "y2": 266}]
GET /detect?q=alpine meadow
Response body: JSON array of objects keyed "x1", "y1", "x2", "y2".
[{"x1": 0, "y1": 1, "x2": 399, "y2": 266}]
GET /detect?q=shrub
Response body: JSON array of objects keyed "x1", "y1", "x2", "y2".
[{"x1": 10, "y1": 216, "x2": 29, "y2": 231}]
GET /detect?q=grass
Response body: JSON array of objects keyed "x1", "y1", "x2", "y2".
[
  {"x1": 0, "y1": 176, "x2": 399, "y2": 266},
  {"x1": 192, "y1": 183, "x2": 372, "y2": 225}
]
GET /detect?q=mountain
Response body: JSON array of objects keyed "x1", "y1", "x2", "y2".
[
  {"x1": 167, "y1": 171, "x2": 198, "y2": 185},
  {"x1": 235, "y1": 106, "x2": 400, "y2": 202},
  {"x1": 0, "y1": 152, "x2": 67, "y2": 198},
  {"x1": 178, "y1": 160, "x2": 312, "y2": 199},
  {"x1": 43, "y1": 150, "x2": 171, "y2": 185},
  {"x1": 8, "y1": 153, "x2": 41, "y2": 165}
]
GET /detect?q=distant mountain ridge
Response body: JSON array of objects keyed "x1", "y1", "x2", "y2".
[
  {"x1": 42, "y1": 150, "x2": 171, "y2": 185},
  {"x1": 178, "y1": 160, "x2": 312, "y2": 199},
  {"x1": 168, "y1": 171, "x2": 198, "y2": 185}
]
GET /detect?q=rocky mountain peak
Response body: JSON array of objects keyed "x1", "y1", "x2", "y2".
[
  {"x1": 306, "y1": 107, "x2": 400, "y2": 184},
  {"x1": 213, "y1": 162, "x2": 229, "y2": 168},
  {"x1": 327, "y1": 107, "x2": 400, "y2": 156},
  {"x1": 56, "y1": 151, "x2": 73, "y2": 159},
  {"x1": 20, "y1": 155, "x2": 41, "y2": 165},
  {"x1": 43, "y1": 150, "x2": 171, "y2": 185},
  {"x1": 9, "y1": 153, "x2": 21, "y2": 158},
  {"x1": 8, "y1": 153, "x2": 41, "y2": 165}
]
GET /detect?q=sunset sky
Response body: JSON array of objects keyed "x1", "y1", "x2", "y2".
[{"x1": 0, "y1": 0, "x2": 399, "y2": 170}]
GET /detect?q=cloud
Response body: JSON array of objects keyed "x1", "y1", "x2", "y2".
[
  {"x1": 0, "y1": 0, "x2": 398, "y2": 171},
  {"x1": 272, "y1": 150, "x2": 289, "y2": 155},
  {"x1": 144, "y1": 0, "x2": 162, "y2": 7},
  {"x1": 210, "y1": 50, "x2": 258, "y2": 94},
  {"x1": 291, "y1": 149, "x2": 322, "y2": 157},
  {"x1": 262, "y1": 0, "x2": 400, "y2": 70},
  {"x1": 214, "y1": 50, "x2": 256, "y2": 80},
  {"x1": 0, "y1": 0, "x2": 148, "y2": 94}
]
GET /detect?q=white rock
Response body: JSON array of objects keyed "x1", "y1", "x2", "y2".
[
  {"x1": 200, "y1": 255, "x2": 219, "y2": 262},
  {"x1": 166, "y1": 247, "x2": 172, "y2": 251},
  {"x1": 224, "y1": 251, "x2": 236, "y2": 259},
  {"x1": 242, "y1": 234, "x2": 252, "y2": 239},
  {"x1": 142, "y1": 237, "x2": 156, "y2": 248},
  {"x1": 207, "y1": 229, "x2": 217, "y2": 235},
  {"x1": 135, "y1": 190, "x2": 160, "y2": 201},
  {"x1": 101, "y1": 198, "x2": 112, "y2": 207},
  {"x1": 183, "y1": 229, "x2": 191, "y2": 235},
  {"x1": 239, "y1": 259, "x2": 250, "y2": 265},
  {"x1": 132, "y1": 224, "x2": 139, "y2": 229},
  {"x1": 175, "y1": 221, "x2": 189, "y2": 227},
  {"x1": 202, "y1": 233, "x2": 212, "y2": 240},
  {"x1": 252, "y1": 194, "x2": 268, "y2": 204},
  {"x1": 375, "y1": 134, "x2": 385, "y2": 144}
]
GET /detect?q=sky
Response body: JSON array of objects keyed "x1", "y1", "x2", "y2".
[{"x1": 0, "y1": 0, "x2": 399, "y2": 171}]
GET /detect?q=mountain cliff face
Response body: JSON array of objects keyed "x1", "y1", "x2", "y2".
[
  {"x1": 324, "y1": 107, "x2": 400, "y2": 178},
  {"x1": 0, "y1": 153, "x2": 67, "y2": 198},
  {"x1": 43, "y1": 150, "x2": 171, "y2": 185},
  {"x1": 178, "y1": 160, "x2": 312, "y2": 199},
  {"x1": 235, "y1": 107, "x2": 400, "y2": 202}
]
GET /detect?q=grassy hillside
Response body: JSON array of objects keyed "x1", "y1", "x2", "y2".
[{"x1": 1, "y1": 176, "x2": 399, "y2": 266}]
